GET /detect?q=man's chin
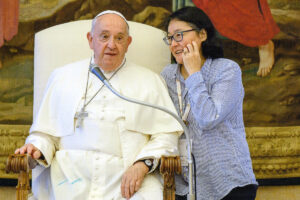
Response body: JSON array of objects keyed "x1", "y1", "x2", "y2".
[{"x1": 101, "y1": 63, "x2": 119, "y2": 72}]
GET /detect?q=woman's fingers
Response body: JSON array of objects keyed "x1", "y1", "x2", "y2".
[
  {"x1": 183, "y1": 41, "x2": 199, "y2": 56},
  {"x1": 186, "y1": 43, "x2": 193, "y2": 52}
]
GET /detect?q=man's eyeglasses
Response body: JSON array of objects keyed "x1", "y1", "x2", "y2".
[{"x1": 163, "y1": 29, "x2": 199, "y2": 45}]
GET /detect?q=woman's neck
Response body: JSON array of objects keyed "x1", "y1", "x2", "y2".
[{"x1": 180, "y1": 65, "x2": 189, "y2": 80}]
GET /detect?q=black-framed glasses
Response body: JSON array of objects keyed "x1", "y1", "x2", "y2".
[{"x1": 163, "y1": 29, "x2": 199, "y2": 45}]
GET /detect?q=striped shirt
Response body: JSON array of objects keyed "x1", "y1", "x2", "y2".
[{"x1": 161, "y1": 58, "x2": 257, "y2": 200}]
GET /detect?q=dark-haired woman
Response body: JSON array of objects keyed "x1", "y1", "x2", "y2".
[{"x1": 161, "y1": 6, "x2": 258, "y2": 200}]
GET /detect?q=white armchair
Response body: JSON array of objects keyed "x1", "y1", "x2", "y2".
[
  {"x1": 33, "y1": 20, "x2": 171, "y2": 119},
  {"x1": 6, "y1": 20, "x2": 181, "y2": 200}
]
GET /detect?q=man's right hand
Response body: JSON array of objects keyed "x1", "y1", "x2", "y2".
[{"x1": 15, "y1": 144, "x2": 42, "y2": 160}]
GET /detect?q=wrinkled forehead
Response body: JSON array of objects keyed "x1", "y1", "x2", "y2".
[{"x1": 96, "y1": 14, "x2": 129, "y2": 34}]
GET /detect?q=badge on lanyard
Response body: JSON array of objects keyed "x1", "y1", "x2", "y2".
[
  {"x1": 176, "y1": 79, "x2": 192, "y2": 167},
  {"x1": 179, "y1": 138, "x2": 193, "y2": 167}
]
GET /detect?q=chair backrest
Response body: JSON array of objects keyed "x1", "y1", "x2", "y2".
[{"x1": 33, "y1": 20, "x2": 171, "y2": 119}]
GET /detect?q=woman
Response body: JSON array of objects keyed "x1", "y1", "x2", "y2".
[{"x1": 161, "y1": 7, "x2": 258, "y2": 200}]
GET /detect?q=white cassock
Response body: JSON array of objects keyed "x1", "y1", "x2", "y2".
[{"x1": 26, "y1": 58, "x2": 183, "y2": 200}]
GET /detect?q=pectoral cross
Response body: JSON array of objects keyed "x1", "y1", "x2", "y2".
[
  {"x1": 74, "y1": 108, "x2": 88, "y2": 128},
  {"x1": 183, "y1": 120, "x2": 189, "y2": 126}
]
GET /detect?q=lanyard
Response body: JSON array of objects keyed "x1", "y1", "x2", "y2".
[
  {"x1": 176, "y1": 79, "x2": 190, "y2": 125},
  {"x1": 75, "y1": 58, "x2": 125, "y2": 128}
]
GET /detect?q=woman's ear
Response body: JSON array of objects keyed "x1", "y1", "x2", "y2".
[{"x1": 199, "y1": 29, "x2": 207, "y2": 42}]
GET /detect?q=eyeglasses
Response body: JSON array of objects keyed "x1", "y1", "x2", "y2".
[
  {"x1": 95, "y1": 32, "x2": 128, "y2": 44},
  {"x1": 163, "y1": 29, "x2": 199, "y2": 45}
]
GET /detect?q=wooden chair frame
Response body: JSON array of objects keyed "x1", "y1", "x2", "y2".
[{"x1": 7, "y1": 154, "x2": 181, "y2": 200}]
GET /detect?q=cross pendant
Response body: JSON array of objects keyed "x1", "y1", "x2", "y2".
[
  {"x1": 74, "y1": 109, "x2": 89, "y2": 128},
  {"x1": 183, "y1": 120, "x2": 189, "y2": 126}
]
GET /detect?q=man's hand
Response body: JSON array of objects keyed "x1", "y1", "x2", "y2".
[
  {"x1": 121, "y1": 161, "x2": 149, "y2": 199},
  {"x1": 15, "y1": 144, "x2": 42, "y2": 160}
]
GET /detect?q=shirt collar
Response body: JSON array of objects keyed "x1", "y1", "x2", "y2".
[{"x1": 90, "y1": 56, "x2": 126, "y2": 75}]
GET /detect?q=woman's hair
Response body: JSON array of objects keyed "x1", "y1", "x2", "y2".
[{"x1": 164, "y1": 6, "x2": 223, "y2": 59}]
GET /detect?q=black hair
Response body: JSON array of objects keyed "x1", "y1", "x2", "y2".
[{"x1": 164, "y1": 6, "x2": 223, "y2": 59}]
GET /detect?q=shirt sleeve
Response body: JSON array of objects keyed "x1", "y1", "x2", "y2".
[
  {"x1": 25, "y1": 132, "x2": 59, "y2": 167},
  {"x1": 134, "y1": 131, "x2": 179, "y2": 173},
  {"x1": 185, "y1": 61, "x2": 244, "y2": 130}
]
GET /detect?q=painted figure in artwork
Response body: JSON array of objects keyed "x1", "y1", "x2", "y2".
[
  {"x1": 0, "y1": 0, "x2": 19, "y2": 68},
  {"x1": 192, "y1": 0, "x2": 280, "y2": 77}
]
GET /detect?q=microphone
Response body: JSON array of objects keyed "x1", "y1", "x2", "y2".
[
  {"x1": 90, "y1": 65, "x2": 195, "y2": 200},
  {"x1": 91, "y1": 66, "x2": 107, "y2": 82}
]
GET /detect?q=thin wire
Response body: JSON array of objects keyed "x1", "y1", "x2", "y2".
[
  {"x1": 82, "y1": 58, "x2": 126, "y2": 109},
  {"x1": 192, "y1": 153, "x2": 197, "y2": 199}
]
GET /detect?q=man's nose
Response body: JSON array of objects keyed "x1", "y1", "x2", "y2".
[{"x1": 107, "y1": 37, "x2": 117, "y2": 48}]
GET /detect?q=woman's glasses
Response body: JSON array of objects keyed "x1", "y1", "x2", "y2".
[{"x1": 163, "y1": 29, "x2": 199, "y2": 45}]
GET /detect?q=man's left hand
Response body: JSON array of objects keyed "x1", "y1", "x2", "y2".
[{"x1": 121, "y1": 161, "x2": 149, "y2": 199}]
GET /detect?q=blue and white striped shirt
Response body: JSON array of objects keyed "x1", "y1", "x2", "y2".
[{"x1": 161, "y1": 58, "x2": 257, "y2": 200}]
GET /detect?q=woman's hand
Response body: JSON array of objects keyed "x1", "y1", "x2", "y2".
[{"x1": 182, "y1": 41, "x2": 203, "y2": 76}]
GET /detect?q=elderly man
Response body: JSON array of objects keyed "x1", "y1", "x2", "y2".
[{"x1": 15, "y1": 10, "x2": 182, "y2": 200}]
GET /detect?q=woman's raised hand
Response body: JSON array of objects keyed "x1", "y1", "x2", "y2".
[{"x1": 182, "y1": 41, "x2": 202, "y2": 76}]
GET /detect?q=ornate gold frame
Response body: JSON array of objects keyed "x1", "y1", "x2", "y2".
[{"x1": 246, "y1": 126, "x2": 300, "y2": 179}]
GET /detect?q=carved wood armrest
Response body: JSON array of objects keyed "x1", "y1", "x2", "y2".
[
  {"x1": 6, "y1": 154, "x2": 32, "y2": 200},
  {"x1": 160, "y1": 156, "x2": 181, "y2": 200},
  {"x1": 6, "y1": 154, "x2": 181, "y2": 200}
]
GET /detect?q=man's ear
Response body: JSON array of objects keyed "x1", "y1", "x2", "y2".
[
  {"x1": 127, "y1": 35, "x2": 132, "y2": 46},
  {"x1": 199, "y1": 29, "x2": 207, "y2": 42},
  {"x1": 87, "y1": 32, "x2": 93, "y2": 49},
  {"x1": 125, "y1": 36, "x2": 132, "y2": 52}
]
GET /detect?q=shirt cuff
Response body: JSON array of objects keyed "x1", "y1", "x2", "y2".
[
  {"x1": 185, "y1": 71, "x2": 204, "y2": 89},
  {"x1": 135, "y1": 157, "x2": 159, "y2": 174},
  {"x1": 25, "y1": 134, "x2": 54, "y2": 168},
  {"x1": 149, "y1": 158, "x2": 159, "y2": 173}
]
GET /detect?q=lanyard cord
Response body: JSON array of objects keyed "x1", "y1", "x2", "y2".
[{"x1": 176, "y1": 79, "x2": 190, "y2": 123}]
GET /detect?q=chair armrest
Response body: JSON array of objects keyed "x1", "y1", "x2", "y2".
[
  {"x1": 6, "y1": 154, "x2": 182, "y2": 200},
  {"x1": 160, "y1": 156, "x2": 181, "y2": 200},
  {"x1": 6, "y1": 154, "x2": 33, "y2": 200}
]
